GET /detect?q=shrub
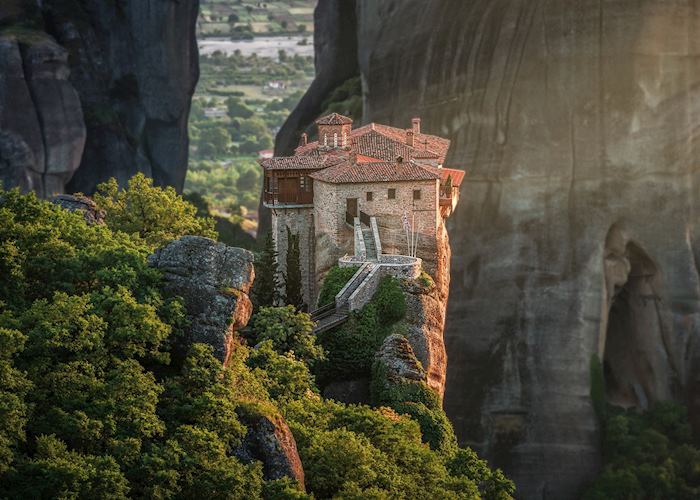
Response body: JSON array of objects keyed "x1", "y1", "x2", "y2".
[
  {"x1": 252, "y1": 306, "x2": 324, "y2": 366},
  {"x1": 317, "y1": 265, "x2": 358, "y2": 307},
  {"x1": 374, "y1": 276, "x2": 406, "y2": 323}
]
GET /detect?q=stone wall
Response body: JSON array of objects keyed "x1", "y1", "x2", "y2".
[
  {"x1": 314, "y1": 177, "x2": 440, "y2": 276},
  {"x1": 272, "y1": 207, "x2": 315, "y2": 307}
]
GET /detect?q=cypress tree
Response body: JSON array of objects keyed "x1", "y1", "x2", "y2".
[
  {"x1": 251, "y1": 229, "x2": 280, "y2": 308},
  {"x1": 284, "y1": 226, "x2": 305, "y2": 311}
]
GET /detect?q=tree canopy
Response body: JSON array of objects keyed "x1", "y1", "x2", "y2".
[{"x1": 0, "y1": 183, "x2": 513, "y2": 499}]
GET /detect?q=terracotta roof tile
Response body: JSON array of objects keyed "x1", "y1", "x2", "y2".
[
  {"x1": 294, "y1": 121, "x2": 450, "y2": 164},
  {"x1": 310, "y1": 160, "x2": 440, "y2": 184},
  {"x1": 420, "y1": 165, "x2": 466, "y2": 186},
  {"x1": 315, "y1": 113, "x2": 353, "y2": 125},
  {"x1": 259, "y1": 154, "x2": 347, "y2": 170}
]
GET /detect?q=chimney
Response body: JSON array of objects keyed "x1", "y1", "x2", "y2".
[
  {"x1": 406, "y1": 129, "x2": 414, "y2": 147},
  {"x1": 299, "y1": 132, "x2": 308, "y2": 147},
  {"x1": 412, "y1": 117, "x2": 421, "y2": 135}
]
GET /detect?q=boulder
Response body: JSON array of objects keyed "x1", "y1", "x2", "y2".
[
  {"x1": 375, "y1": 333, "x2": 427, "y2": 383},
  {"x1": 148, "y1": 236, "x2": 255, "y2": 365},
  {"x1": 51, "y1": 194, "x2": 105, "y2": 225},
  {"x1": 235, "y1": 407, "x2": 305, "y2": 490}
]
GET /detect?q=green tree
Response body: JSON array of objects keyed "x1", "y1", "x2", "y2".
[
  {"x1": 226, "y1": 96, "x2": 254, "y2": 119},
  {"x1": 94, "y1": 173, "x2": 217, "y2": 249},
  {"x1": 251, "y1": 306, "x2": 323, "y2": 366},
  {"x1": 198, "y1": 127, "x2": 231, "y2": 157},
  {"x1": 585, "y1": 402, "x2": 700, "y2": 500},
  {"x1": 252, "y1": 230, "x2": 280, "y2": 308},
  {"x1": 284, "y1": 228, "x2": 305, "y2": 311}
]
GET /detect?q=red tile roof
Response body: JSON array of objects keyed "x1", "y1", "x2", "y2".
[
  {"x1": 259, "y1": 154, "x2": 347, "y2": 171},
  {"x1": 295, "y1": 120, "x2": 450, "y2": 164},
  {"x1": 315, "y1": 113, "x2": 353, "y2": 125},
  {"x1": 263, "y1": 117, "x2": 465, "y2": 186},
  {"x1": 310, "y1": 160, "x2": 440, "y2": 184},
  {"x1": 421, "y1": 166, "x2": 466, "y2": 186}
]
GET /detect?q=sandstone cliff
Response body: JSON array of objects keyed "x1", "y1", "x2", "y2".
[
  {"x1": 0, "y1": 0, "x2": 198, "y2": 196},
  {"x1": 280, "y1": 1, "x2": 700, "y2": 498}
]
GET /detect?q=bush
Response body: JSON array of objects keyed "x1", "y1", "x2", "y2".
[
  {"x1": 374, "y1": 276, "x2": 406, "y2": 323},
  {"x1": 252, "y1": 306, "x2": 324, "y2": 366},
  {"x1": 317, "y1": 266, "x2": 358, "y2": 307},
  {"x1": 316, "y1": 277, "x2": 407, "y2": 386}
]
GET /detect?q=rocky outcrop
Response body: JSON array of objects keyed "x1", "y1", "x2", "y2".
[
  {"x1": 402, "y1": 275, "x2": 448, "y2": 398},
  {"x1": 0, "y1": 0, "x2": 199, "y2": 196},
  {"x1": 0, "y1": 31, "x2": 85, "y2": 197},
  {"x1": 148, "y1": 236, "x2": 254, "y2": 365},
  {"x1": 283, "y1": 1, "x2": 700, "y2": 497},
  {"x1": 51, "y1": 194, "x2": 105, "y2": 225},
  {"x1": 235, "y1": 407, "x2": 306, "y2": 490},
  {"x1": 375, "y1": 334, "x2": 427, "y2": 383}
]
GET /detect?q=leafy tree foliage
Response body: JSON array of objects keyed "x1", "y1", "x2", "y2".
[
  {"x1": 283, "y1": 228, "x2": 304, "y2": 311},
  {"x1": 585, "y1": 402, "x2": 700, "y2": 499},
  {"x1": 226, "y1": 96, "x2": 254, "y2": 119},
  {"x1": 0, "y1": 187, "x2": 511, "y2": 499},
  {"x1": 316, "y1": 277, "x2": 406, "y2": 385},
  {"x1": 94, "y1": 173, "x2": 217, "y2": 249},
  {"x1": 251, "y1": 306, "x2": 323, "y2": 366}
]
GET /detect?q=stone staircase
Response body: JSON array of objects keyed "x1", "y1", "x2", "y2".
[
  {"x1": 362, "y1": 228, "x2": 377, "y2": 260},
  {"x1": 311, "y1": 263, "x2": 374, "y2": 335}
]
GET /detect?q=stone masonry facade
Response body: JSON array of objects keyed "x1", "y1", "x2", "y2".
[{"x1": 260, "y1": 113, "x2": 464, "y2": 308}]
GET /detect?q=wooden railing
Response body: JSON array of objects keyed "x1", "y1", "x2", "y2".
[{"x1": 264, "y1": 190, "x2": 314, "y2": 206}]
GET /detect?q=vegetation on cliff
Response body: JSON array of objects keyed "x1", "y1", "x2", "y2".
[
  {"x1": 0, "y1": 181, "x2": 512, "y2": 498},
  {"x1": 586, "y1": 387, "x2": 700, "y2": 498}
]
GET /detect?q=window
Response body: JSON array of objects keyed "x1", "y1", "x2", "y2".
[
  {"x1": 413, "y1": 189, "x2": 421, "y2": 200},
  {"x1": 366, "y1": 191, "x2": 373, "y2": 201},
  {"x1": 300, "y1": 176, "x2": 312, "y2": 192},
  {"x1": 333, "y1": 132, "x2": 338, "y2": 147},
  {"x1": 343, "y1": 131, "x2": 348, "y2": 147},
  {"x1": 388, "y1": 188, "x2": 396, "y2": 199},
  {"x1": 323, "y1": 134, "x2": 328, "y2": 146}
]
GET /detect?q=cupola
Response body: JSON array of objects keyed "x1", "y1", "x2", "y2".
[{"x1": 315, "y1": 113, "x2": 353, "y2": 149}]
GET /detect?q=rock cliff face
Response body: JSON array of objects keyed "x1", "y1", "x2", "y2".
[
  {"x1": 0, "y1": 31, "x2": 85, "y2": 196},
  {"x1": 0, "y1": 0, "x2": 199, "y2": 196},
  {"x1": 282, "y1": 1, "x2": 700, "y2": 498}
]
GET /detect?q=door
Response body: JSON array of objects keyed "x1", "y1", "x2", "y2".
[
  {"x1": 346, "y1": 198, "x2": 358, "y2": 217},
  {"x1": 279, "y1": 177, "x2": 298, "y2": 203}
]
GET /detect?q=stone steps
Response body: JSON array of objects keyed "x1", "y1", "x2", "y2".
[{"x1": 362, "y1": 228, "x2": 377, "y2": 260}]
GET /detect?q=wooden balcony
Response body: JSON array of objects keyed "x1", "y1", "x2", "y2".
[{"x1": 264, "y1": 190, "x2": 314, "y2": 207}]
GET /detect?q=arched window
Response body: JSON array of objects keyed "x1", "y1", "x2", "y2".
[
  {"x1": 343, "y1": 131, "x2": 348, "y2": 147},
  {"x1": 333, "y1": 133, "x2": 338, "y2": 147},
  {"x1": 323, "y1": 134, "x2": 328, "y2": 146}
]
